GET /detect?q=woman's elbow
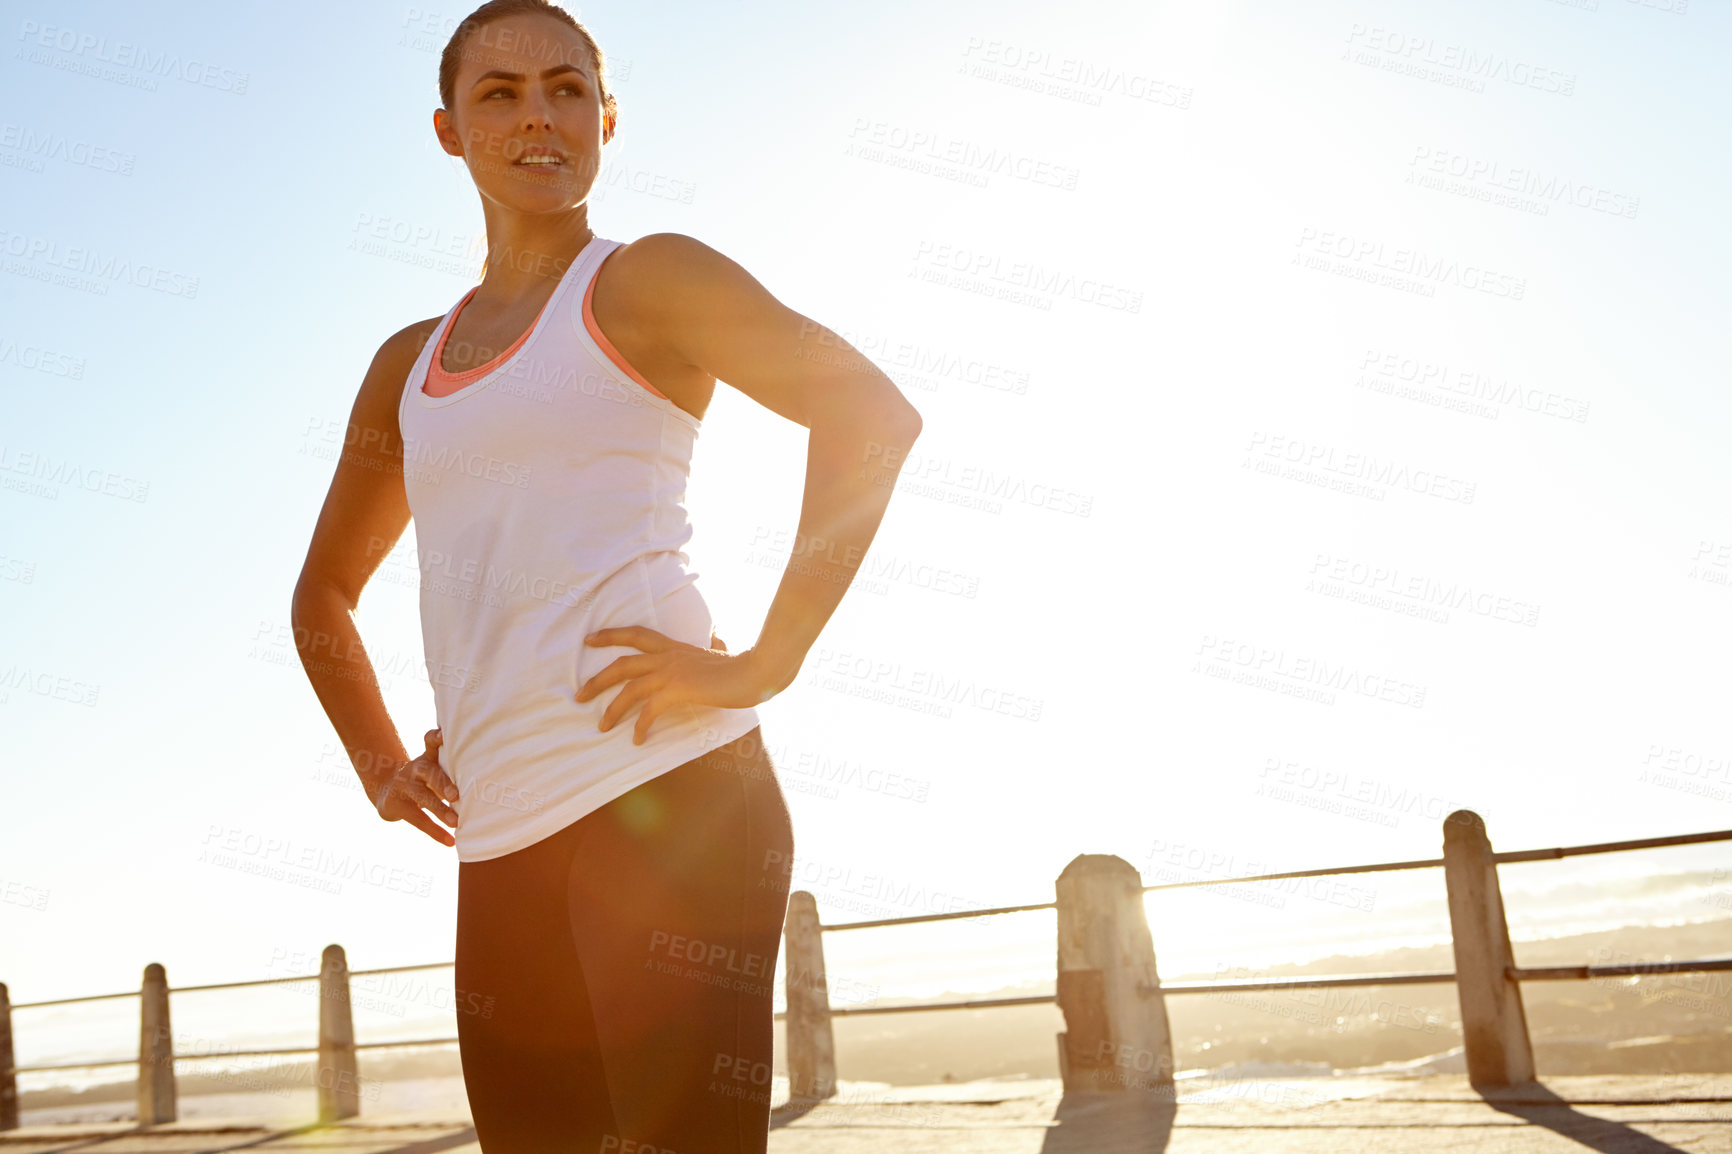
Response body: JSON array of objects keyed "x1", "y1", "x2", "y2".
[
  {"x1": 811, "y1": 384, "x2": 920, "y2": 438},
  {"x1": 291, "y1": 569, "x2": 356, "y2": 624},
  {"x1": 896, "y1": 401, "x2": 924, "y2": 440},
  {"x1": 874, "y1": 387, "x2": 923, "y2": 441}
]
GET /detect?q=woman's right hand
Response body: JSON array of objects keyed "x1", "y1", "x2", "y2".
[{"x1": 367, "y1": 728, "x2": 461, "y2": 847}]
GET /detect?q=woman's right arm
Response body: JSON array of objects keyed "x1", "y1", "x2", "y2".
[{"x1": 290, "y1": 318, "x2": 460, "y2": 846}]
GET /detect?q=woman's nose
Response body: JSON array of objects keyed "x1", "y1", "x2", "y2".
[{"x1": 521, "y1": 92, "x2": 554, "y2": 131}]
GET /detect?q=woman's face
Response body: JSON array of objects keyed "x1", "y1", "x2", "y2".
[{"x1": 435, "y1": 13, "x2": 609, "y2": 217}]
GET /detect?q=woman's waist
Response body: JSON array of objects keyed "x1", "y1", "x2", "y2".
[
  {"x1": 420, "y1": 552, "x2": 712, "y2": 669},
  {"x1": 437, "y1": 678, "x2": 756, "y2": 805},
  {"x1": 430, "y1": 598, "x2": 752, "y2": 791},
  {"x1": 415, "y1": 544, "x2": 697, "y2": 614}
]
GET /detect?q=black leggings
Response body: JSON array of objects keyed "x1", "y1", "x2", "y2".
[{"x1": 454, "y1": 726, "x2": 795, "y2": 1153}]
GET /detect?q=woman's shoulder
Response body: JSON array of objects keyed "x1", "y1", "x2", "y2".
[
  {"x1": 606, "y1": 232, "x2": 740, "y2": 281},
  {"x1": 600, "y1": 233, "x2": 767, "y2": 319},
  {"x1": 612, "y1": 231, "x2": 709, "y2": 256},
  {"x1": 377, "y1": 315, "x2": 448, "y2": 364},
  {"x1": 350, "y1": 315, "x2": 448, "y2": 414}
]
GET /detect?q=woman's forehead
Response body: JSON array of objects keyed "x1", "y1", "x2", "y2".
[{"x1": 456, "y1": 15, "x2": 593, "y2": 82}]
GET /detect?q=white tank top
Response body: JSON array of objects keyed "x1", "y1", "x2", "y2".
[{"x1": 397, "y1": 233, "x2": 761, "y2": 862}]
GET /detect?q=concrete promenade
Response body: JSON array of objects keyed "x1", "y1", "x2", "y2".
[{"x1": 3, "y1": 1074, "x2": 1730, "y2": 1153}]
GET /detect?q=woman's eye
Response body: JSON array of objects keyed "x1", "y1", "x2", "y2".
[
  {"x1": 555, "y1": 83, "x2": 580, "y2": 95},
  {"x1": 483, "y1": 88, "x2": 511, "y2": 100}
]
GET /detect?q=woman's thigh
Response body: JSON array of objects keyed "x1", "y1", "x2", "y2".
[
  {"x1": 454, "y1": 809, "x2": 618, "y2": 1152},
  {"x1": 567, "y1": 725, "x2": 796, "y2": 1153},
  {"x1": 454, "y1": 725, "x2": 795, "y2": 1153}
]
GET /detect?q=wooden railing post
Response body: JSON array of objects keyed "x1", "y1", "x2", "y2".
[
  {"x1": 782, "y1": 891, "x2": 836, "y2": 1100},
  {"x1": 1055, "y1": 854, "x2": 1173, "y2": 1093},
  {"x1": 318, "y1": 944, "x2": 361, "y2": 1121},
  {"x1": 137, "y1": 963, "x2": 176, "y2": 1124},
  {"x1": 0, "y1": 982, "x2": 17, "y2": 1130},
  {"x1": 1443, "y1": 809, "x2": 1535, "y2": 1086}
]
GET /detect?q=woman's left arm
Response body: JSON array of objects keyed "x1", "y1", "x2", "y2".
[{"x1": 576, "y1": 232, "x2": 923, "y2": 742}]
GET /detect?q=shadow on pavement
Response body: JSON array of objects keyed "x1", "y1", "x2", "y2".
[
  {"x1": 371, "y1": 1126, "x2": 481, "y2": 1154},
  {"x1": 1039, "y1": 1090, "x2": 1177, "y2": 1153},
  {"x1": 31, "y1": 1120, "x2": 333, "y2": 1154},
  {"x1": 1479, "y1": 1081, "x2": 1691, "y2": 1154},
  {"x1": 769, "y1": 1096, "x2": 826, "y2": 1129}
]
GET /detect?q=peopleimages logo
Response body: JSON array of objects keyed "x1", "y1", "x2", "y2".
[
  {"x1": 1342, "y1": 23, "x2": 1576, "y2": 96},
  {"x1": 808, "y1": 647, "x2": 1045, "y2": 722},
  {"x1": 400, "y1": 435, "x2": 533, "y2": 489},
  {"x1": 1243, "y1": 431, "x2": 1477, "y2": 505},
  {"x1": 846, "y1": 118, "x2": 1081, "y2": 191},
  {"x1": 0, "y1": 443, "x2": 149, "y2": 502},
  {"x1": 1193, "y1": 634, "x2": 1427, "y2": 709},
  {"x1": 199, "y1": 826, "x2": 434, "y2": 897},
  {"x1": 910, "y1": 240, "x2": 1143, "y2": 313},
  {"x1": 1356, "y1": 348, "x2": 1591, "y2": 424},
  {"x1": 0, "y1": 229, "x2": 200, "y2": 298},
  {"x1": 1407, "y1": 147, "x2": 1639, "y2": 220},
  {"x1": 0, "y1": 663, "x2": 100, "y2": 707},
  {"x1": 959, "y1": 37, "x2": 1194, "y2": 110},
  {"x1": 1293, "y1": 227, "x2": 1525, "y2": 301},
  {"x1": 0, "y1": 123, "x2": 136, "y2": 175},
  {"x1": 14, "y1": 20, "x2": 250, "y2": 94},
  {"x1": 1306, "y1": 553, "x2": 1541, "y2": 627},
  {"x1": 0, "y1": 334, "x2": 85, "y2": 378}
]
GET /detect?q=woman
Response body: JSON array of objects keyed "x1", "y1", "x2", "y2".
[{"x1": 289, "y1": 1, "x2": 922, "y2": 1148}]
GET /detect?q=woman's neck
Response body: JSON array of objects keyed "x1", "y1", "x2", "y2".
[{"x1": 476, "y1": 206, "x2": 595, "y2": 301}]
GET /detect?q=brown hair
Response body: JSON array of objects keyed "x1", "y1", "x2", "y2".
[{"x1": 438, "y1": 0, "x2": 617, "y2": 128}]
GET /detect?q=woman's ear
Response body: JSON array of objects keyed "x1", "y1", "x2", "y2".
[{"x1": 433, "y1": 108, "x2": 464, "y2": 158}]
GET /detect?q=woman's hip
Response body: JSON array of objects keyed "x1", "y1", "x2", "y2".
[{"x1": 455, "y1": 725, "x2": 793, "y2": 919}]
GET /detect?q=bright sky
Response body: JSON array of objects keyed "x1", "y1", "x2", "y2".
[{"x1": 4, "y1": 0, "x2": 1730, "y2": 1029}]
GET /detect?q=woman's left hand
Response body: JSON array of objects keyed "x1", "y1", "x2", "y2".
[{"x1": 575, "y1": 626, "x2": 771, "y2": 744}]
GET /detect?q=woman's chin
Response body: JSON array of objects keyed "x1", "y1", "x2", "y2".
[{"x1": 482, "y1": 181, "x2": 597, "y2": 215}]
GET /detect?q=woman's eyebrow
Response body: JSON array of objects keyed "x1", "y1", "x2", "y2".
[{"x1": 470, "y1": 63, "x2": 585, "y2": 90}]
